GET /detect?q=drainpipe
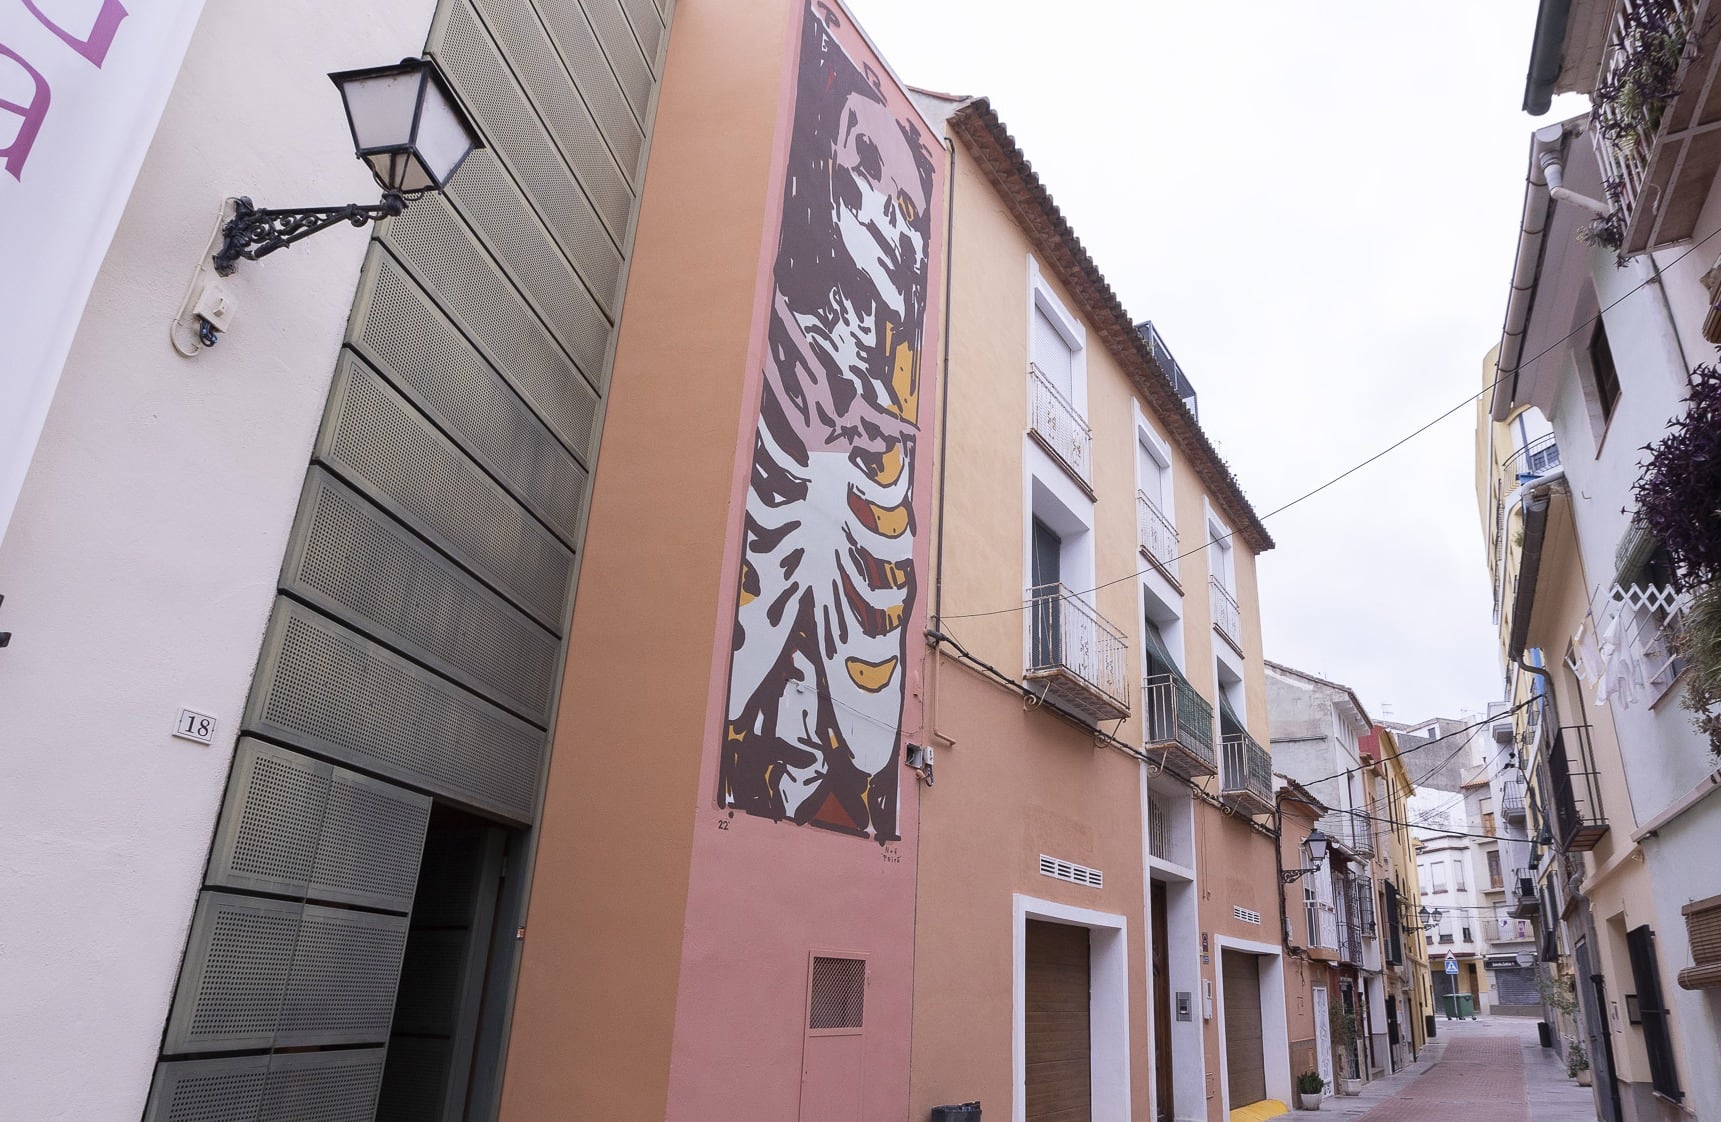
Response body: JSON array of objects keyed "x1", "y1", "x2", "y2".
[{"x1": 1539, "y1": 151, "x2": 1610, "y2": 216}]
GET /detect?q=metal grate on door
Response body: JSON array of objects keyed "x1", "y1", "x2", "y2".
[{"x1": 808, "y1": 956, "x2": 866, "y2": 1031}]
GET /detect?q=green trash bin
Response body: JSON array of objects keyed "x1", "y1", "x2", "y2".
[
  {"x1": 1456, "y1": 993, "x2": 1476, "y2": 1019},
  {"x1": 1442, "y1": 993, "x2": 1458, "y2": 1020}
]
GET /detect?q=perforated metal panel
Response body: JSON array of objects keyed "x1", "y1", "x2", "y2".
[
  {"x1": 248, "y1": 599, "x2": 544, "y2": 823},
  {"x1": 316, "y1": 360, "x2": 573, "y2": 632},
  {"x1": 809, "y1": 957, "x2": 867, "y2": 1030},
  {"x1": 382, "y1": 193, "x2": 611, "y2": 405},
  {"x1": 616, "y1": 0, "x2": 664, "y2": 69},
  {"x1": 583, "y1": 0, "x2": 653, "y2": 118},
  {"x1": 353, "y1": 253, "x2": 598, "y2": 492},
  {"x1": 206, "y1": 739, "x2": 430, "y2": 911},
  {"x1": 161, "y1": 892, "x2": 407, "y2": 1053},
  {"x1": 435, "y1": 0, "x2": 633, "y2": 244},
  {"x1": 515, "y1": 0, "x2": 645, "y2": 184},
  {"x1": 145, "y1": 1048, "x2": 385, "y2": 1122},
  {"x1": 283, "y1": 468, "x2": 560, "y2": 724}
]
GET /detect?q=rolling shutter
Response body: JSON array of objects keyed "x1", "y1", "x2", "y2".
[
  {"x1": 1222, "y1": 950, "x2": 1266, "y2": 1107},
  {"x1": 1026, "y1": 921, "x2": 1091, "y2": 1122}
]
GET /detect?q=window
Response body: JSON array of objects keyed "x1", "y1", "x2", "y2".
[
  {"x1": 1482, "y1": 811, "x2": 1497, "y2": 837},
  {"x1": 1461, "y1": 925, "x2": 1473, "y2": 943},
  {"x1": 1430, "y1": 862, "x2": 1448, "y2": 894},
  {"x1": 1486, "y1": 850, "x2": 1503, "y2": 889},
  {"x1": 1029, "y1": 519, "x2": 1063, "y2": 669},
  {"x1": 1453, "y1": 859, "x2": 1466, "y2": 892},
  {"x1": 1627, "y1": 925, "x2": 1682, "y2": 1100},
  {"x1": 1588, "y1": 318, "x2": 1621, "y2": 427}
]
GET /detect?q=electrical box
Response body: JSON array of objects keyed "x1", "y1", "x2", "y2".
[
  {"x1": 1175, "y1": 991, "x2": 1192, "y2": 1021},
  {"x1": 1202, "y1": 979, "x2": 1214, "y2": 1020}
]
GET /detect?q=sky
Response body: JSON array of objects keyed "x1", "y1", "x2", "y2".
[{"x1": 844, "y1": 0, "x2": 1591, "y2": 723}]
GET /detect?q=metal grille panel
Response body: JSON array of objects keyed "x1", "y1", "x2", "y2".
[
  {"x1": 617, "y1": 0, "x2": 663, "y2": 68},
  {"x1": 145, "y1": 1049, "x2": 385, "y2": 1122},
  {"x1": 248, "y1": 599, "x2": 543, "y2": 823},
  {"x1": 163, "y1": 892, "x2": 408, "y2": 1052},
  {"x1": 526, "y1": 0, "x2": 645, "y2": 181},
  {"x1": 383, "y1": 194, "x2": 610, "y2": 407},
  {"x1": 318, "y1": 361, "x2": 572, "y2": 632},
  {"x1": 207, "y1": 739, "x2": 430, "y2": 912},
  {"x1": 286, "y1": 467, "x2": 559, "y2": 724},
  {"x1": 808, "y1": 956, "x2": 866, "y2": 1030},
  {"x1": 436, "y1": 0, "x2": 632, "y2": 243},
  {"x1": 584, "y1": 0, "x2": 653, "y2": 117},
  {"x1": 352, "y1": 260, "x2": 595, "y2": 532}
]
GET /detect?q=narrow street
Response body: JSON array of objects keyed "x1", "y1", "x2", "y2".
[{"x1": 1324, "y1": 1019, "x2": 1598, "y2": 1122}]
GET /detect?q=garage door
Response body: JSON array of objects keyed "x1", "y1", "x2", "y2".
[
  {"x1": 1026, "y1": 920, "x2": 1091, "y2": 1122},
  {"x1": 1222, "y1": 950, "x2": 1266, "y2": 1106}
]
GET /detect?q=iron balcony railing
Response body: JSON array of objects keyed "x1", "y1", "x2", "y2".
[
  {"x1": 1026, "y1": 582, "x2": 1130, "y2": 723},
  {"x1": 1502, "y1": 778, "x2": 1527, "y2": 821},
  {"x1": 1142, "y1": 673, "x2": 1216, "y2": 779},
  {"x1": 1139, "y1": 320, "x2": 1199, "y2": 419},
  {"x1": 1491, "y1": 434, "x2": 1562, "y2": 612},
  {"x1": 1028, "y1": 363, "x2": 1091, "y2": 486},
  {"x1": 1209, "y1": 575, "x2": 1242, "y2": 651},
  {"x1": 1320, "y1": 807, "x2": 1375, "y2": 858},
  {"x1": 1509, "y1": 867, "x2": 1541, "y2": 919},
  {"x1": 1544, "y1": 723, "x2": 1610, "y2": 851},
  {"x1": 1219, "y1": 731, "x2": 1273, "y2": 815},
  {"x1": 1136, "y1": 490, "x2": 1178, "y2": 575}
]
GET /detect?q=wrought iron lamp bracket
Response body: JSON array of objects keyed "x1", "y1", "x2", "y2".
[
  {"x1": 213, "y1": 192, "x2": 408, "y2": 276},
  {"x1": 1281, "y1": 867, "x2": 1319, "y2": 884}
]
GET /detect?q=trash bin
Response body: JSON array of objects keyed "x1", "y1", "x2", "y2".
[
  {"x1": 1442, "y1": 993, "x2": 1457, "y2": 1020},
  {"x1": 1455, "y1": 993, "x2": 1476, "y2": 1020},
  {"x1": 931, "y1": 1104, "x2": 981, "y2": 1122},
  {"x1": 1426, "y1": 1013, "x2": 1437, "y2": 1039},
  {"x1": 1538, "y1": 1020, "x2": 1553, "y2": 1048}
]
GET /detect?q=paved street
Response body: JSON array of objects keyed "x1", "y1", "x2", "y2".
[{"x1": 1319, "y1": 1018, "x2": 1597, "y2": 1122}]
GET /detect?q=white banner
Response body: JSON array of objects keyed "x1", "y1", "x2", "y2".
[{"x1": 0, "y1": 0, "x2": 206, "y2": 545}]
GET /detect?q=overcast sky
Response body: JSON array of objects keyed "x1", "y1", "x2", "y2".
[{"x1": 846, "y1": 0, "x2": 1589, "y2": 724}]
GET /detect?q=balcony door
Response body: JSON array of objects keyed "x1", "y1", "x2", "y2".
[{"x1": 1032, "y1": 519, "x2": 1062, "y2": 668}]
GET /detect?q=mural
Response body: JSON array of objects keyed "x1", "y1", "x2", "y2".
[{"x1": 719, "y1": 1, "x2": 938, "y2": 842}]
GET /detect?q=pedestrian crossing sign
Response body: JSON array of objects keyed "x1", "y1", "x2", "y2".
[{"x1": 1444, "y1": 953, "x2": 1459, "y2": 974}]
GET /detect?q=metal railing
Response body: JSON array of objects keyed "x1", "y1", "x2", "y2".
[
  {"x1": 1142, "y1": 673, "x2": 1216, "y2": 776},
  {"x1": 1139, "y1": 320, "x2": 1199, "y2": 419},
  {"x1": 1209, "y1": 575, "x2": 1242, "y2": 650},
  {"x1": 1136, "y1": 489, "x2": 1178, "y2": 573},
  {"x1": 1502, "y1": 779, "x2": 1527, "y2": 820},
  {"x1": 1590, "y1": 0, "x2": 1698, "y2": 242},
  {"x1": 1026, "y1": 582, "x2": 1130, "y2": 720},
  {"x1": 1219, "y1": 731, "x2": 1272, "y2": 812},
  {"x1": 1028, "y1": 363, "x2": 1091, "y2": 485},
  {"x1": 1319, "y1": 807, "x2": 1374, "y2": 858},
  {"x1": 1544, "y1": 723, "x2": 1609, "y2": 851},
  {"x1": 1491, "y1": 434, "x2": 1562, "y2": 613}
]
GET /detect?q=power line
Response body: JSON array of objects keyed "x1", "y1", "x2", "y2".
[
  {"x1": 940, "y1": 223, "x2": 1721, "y2": 624},
  {"x1": 1286, "y1": 699, "x2": 1536, "y2": 794}
]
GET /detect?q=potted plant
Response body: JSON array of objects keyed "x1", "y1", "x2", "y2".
[
  {"x1": 1295, "y1": 1070, "x2": 1326, "y2": 1111},
  {"x1": 1566, "y1": 1038, "x2": 1592, "y2": 1086},
  {"x1": 1329, "y1": 1004, "x2": 1362, "y2": 1095}
]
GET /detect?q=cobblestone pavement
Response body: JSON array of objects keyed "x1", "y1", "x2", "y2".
[{"x1": 1315, "y1": 1018, "x2": 1598, "y2": 1122}]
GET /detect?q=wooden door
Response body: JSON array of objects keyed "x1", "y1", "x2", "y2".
[
  {"x1": 1222, "y1": 950, "x2": 1266, "y2": 1107},
  {"x1": 1151, "y1": 882, "x2": 1173, "y2": 1122},
  {"x1": 1026, "y1": 920, "x2": 1090, "y2": 1122}
]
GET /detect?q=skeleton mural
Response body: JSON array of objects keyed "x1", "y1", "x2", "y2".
[{"x1": 719, "y1": 2, "x2": 938, "y2": 842}]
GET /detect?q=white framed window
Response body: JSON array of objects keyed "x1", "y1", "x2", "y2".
[{"x1": 1429, "y1": 862, "x2": 1448, "y2": 893}]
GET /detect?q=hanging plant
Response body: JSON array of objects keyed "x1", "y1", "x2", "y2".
[
  {"x1": 1591, "y1": 0, "x2": 1692, "y2": 157},
  {"x1": 1578, "y1": 177, "x2": 1630, "y2": 266},
  {"x1": 1630, "y1": 363, "x2": 1721, "y2": 755}
]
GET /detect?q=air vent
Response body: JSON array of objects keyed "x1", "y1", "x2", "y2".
[
  {"x1": 1039, "y1": 854, "x2": 1103, "y2": 888},
  {"x1": 808, "y1": 956, "x2": 865, "y2": 1030},
  {"x1": 1233, "y1": 906, "x2": 1262, "y2": 925}
]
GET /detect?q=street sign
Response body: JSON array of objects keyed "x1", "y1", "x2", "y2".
[{"x1": 1444, "y1": 953, "x2": 1459, "y2": 975}]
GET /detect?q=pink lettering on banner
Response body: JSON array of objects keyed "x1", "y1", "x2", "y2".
[
  {"x1": 0, "y1": 43, "x2": 50, "y2": 180},
  {"x1": 22, "y1": 0, "x2": 128, "y2": 68}
]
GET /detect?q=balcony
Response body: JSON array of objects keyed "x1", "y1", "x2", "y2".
[
  {"x1": 1219, "y1": 730, "x2": 1273, "y2": 816},
  {"x1": 1509, "y1": 868, "x2": 1541, "y2": 919},
  {"x1": 1209, "y1": 576, "x2": 1242, "y2": 653},
  {"x1": 1136, "y1": 490, "x2": 1179, "y2": 576},
  {"x1": 1026, "y1": 583, "x2": 1130, "y2": 723},
  {"x1": 1545, "y1": 724, "x2": 1610, "y2": 851},
  {"x1": 1142, "y1": 674, "x2": 1216, "y2": 780},
  {"x1": 1590, "y1": 0, "x2": 1721, "y2": 256},
  {"x1": 1028, "y1": 363, "x2": 1091, "y2": 488},
  {"x1": 1320, "y1": 807, "x2": 1375, "y2": 859},
  {"x1": 1502, "y1": 779, "x2": 1527, "y2": 821}
]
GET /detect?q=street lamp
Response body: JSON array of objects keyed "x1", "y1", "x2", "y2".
[
  {"x1": 212, "y1": 57, "x2": 483, "y2": 278},
  {"x1": 1280, "y1": 828, "x2": 1330, "y2": 884},
  {"x1": 1418, "y1": 905, "x2": 1444, "y2": 932}
]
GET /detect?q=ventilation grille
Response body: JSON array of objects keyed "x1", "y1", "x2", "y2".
[
  {"x1": 144, "y1": 1048, "x2": 384, "y2": 1122},
  {"x1": 809, "y1": 956, "x2": 866, "y2": 1030},
  {"x1": 317, "y1": 360, "x2": 572, "y2": 632},
  {"x1": 206, "y1": 739, "x2": 429, "y2": 912},
  {"x1": 436, "y1": 0, "x2": 632, "y2": 243},
  {"x1": 247, "y1": 599, "x2": 544, "y2": 824},
  {"x1": 286, "y1": 468, "x2": 560, "y2": 725},
  {"x1": 1234, "y1": 906, "x2": 1263, "y2": 926},
  {"x1": 516, "y1": 0, "x2": 646, "y2": 186},
  {"x1": 1040, "y1": 854, "x2": 1104, "y2": 888},
  {"x1": 162, "y1": 892, "x2": 408, "y2": 1053}
]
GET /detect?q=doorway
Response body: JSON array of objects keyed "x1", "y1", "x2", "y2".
[
  {"x1": 1026, "y1": 920, "x2": 1091, "y2": 1122},
  {"x1": 1221, "y1": 950, "x2": 1266, "y2": 1107},
  {"x1": 1151, "y1": 881, "x2": 1173, "y2": 1122}
]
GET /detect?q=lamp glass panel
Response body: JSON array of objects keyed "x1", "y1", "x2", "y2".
[
  {"x1": 338, "y1": 69, "x2": 426, "y2": 155},
  {"x1": 412, "y1": 78, "x2": 479, "y2": 186}
]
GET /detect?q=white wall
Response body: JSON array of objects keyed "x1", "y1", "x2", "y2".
[{"x1": 0, "y1": 0, "x2": 433, "y2": 1116}]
